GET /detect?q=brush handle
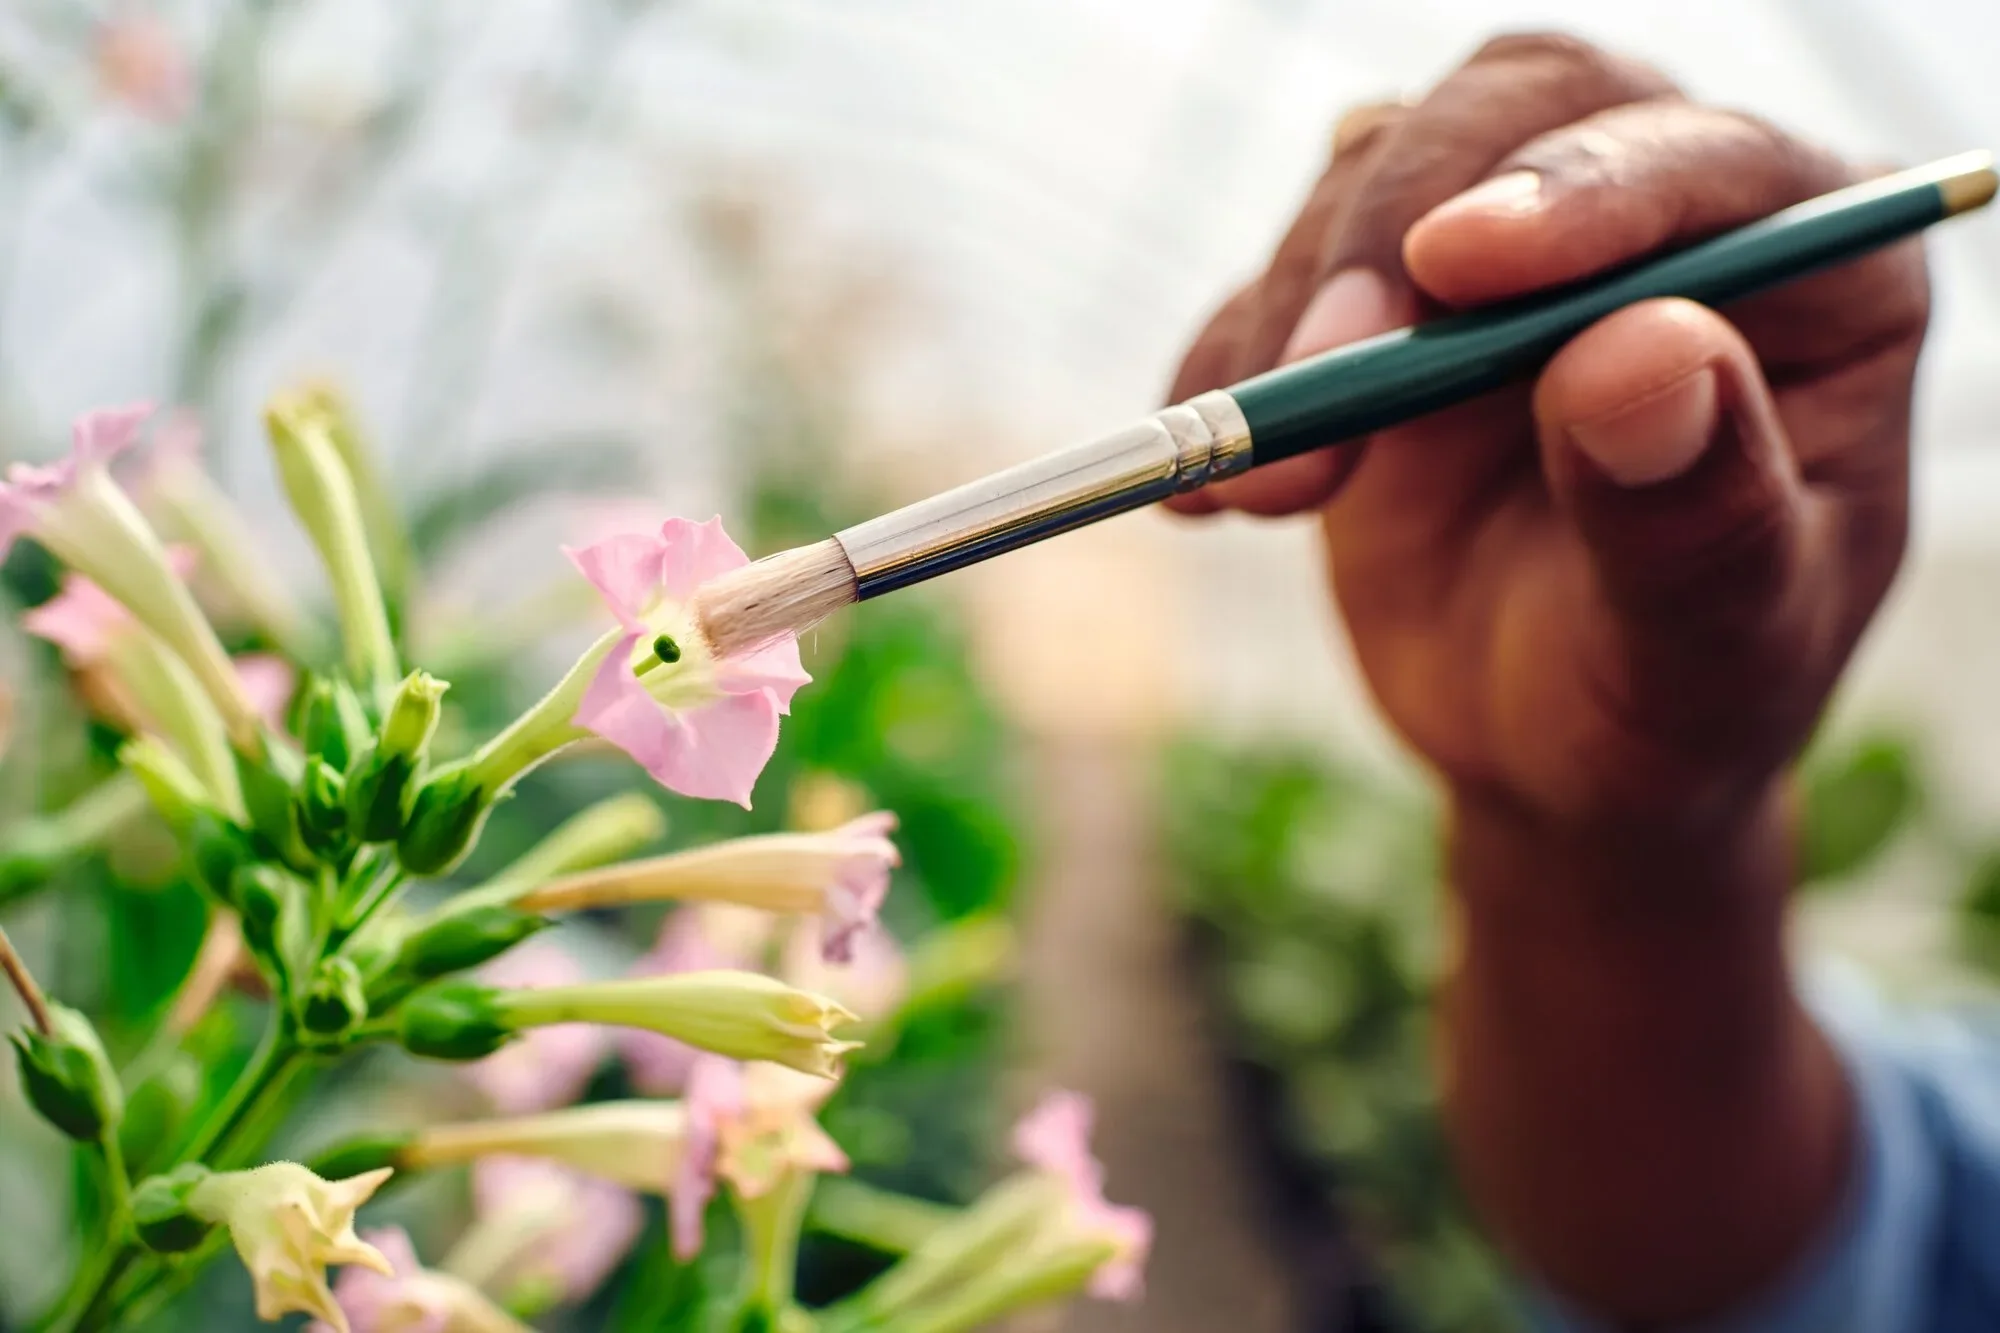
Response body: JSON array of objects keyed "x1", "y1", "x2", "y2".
[
  {"x1": 1233, "y1": 151, "x2": 1996, "y2": 464},
  {"x1": 832, "y1": 152, "x2": 1994, "y2": 603}
]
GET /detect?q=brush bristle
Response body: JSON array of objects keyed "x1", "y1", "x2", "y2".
[{"x1": 694, "y1": 538, "x2": 859, "y2": 658}]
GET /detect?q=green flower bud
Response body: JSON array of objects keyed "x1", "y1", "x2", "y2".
[
  {"x1": 118, "y1": 1052, "x2": 203, "y2": 1174},
  {"x1": 344, "y1": 747, "x2": 417, "y2": 844},
  {"x1": 132, "y1": 1163, "x2": 216, "y2": 1254},
  {"x1": 397, "y1": 980, "x2": 510, "y2": 1061},
  {"x1": 10, "y1": 1002, "x2": 122, "y2": 1141},
  {"x1": 238, "y1": 743, "x2": 315, "y2": 873},
  {"x1": 187, "y1": 809, "x2": 257, "y2": 905},
  {"x1": 380, "y1": 670, "x2": 447, "y2": 763},
  {"x1": 297, "y1": 677, "x2": 370, "y2": 773},
  {"x1": 306, "y1": 1131, "x2": 413, "y2": 1183},
  {"x1": 395, "y1": 905, "x2": 550, "y2": 981},
  {"x1": 232, "y1": 865, "x2": 305, "y2": 979},
  {"x1": 295, "y1": 757, "x2": 349, "y2": 855},
  {"x1": 300, "y1": 957, "x2": 368, "y2": 1038},
  {"x1": 395, "y1": 766, "x2": 493, "y2": 876}
]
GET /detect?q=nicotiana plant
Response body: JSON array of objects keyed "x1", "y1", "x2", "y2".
[{"x1": 0, "y1": 388, "x2": 1147, "y2": 1333}]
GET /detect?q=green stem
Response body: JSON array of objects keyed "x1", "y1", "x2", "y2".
[
  {"x1": 174, "y1": 1018, "x2": 295, "y2": 1166},
  {"x1": 465, "y1": 629, "x2": 620, "y2": 795},
  {"x1": 735, "y1": 1172, "x2": 815, "y2": 1323}
]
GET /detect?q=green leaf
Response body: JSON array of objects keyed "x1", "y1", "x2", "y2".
[
  {"x1": 1798, "y1": 734, "x2": 1921, "y2": 888},
  {"x1": 405, "y1": 435, "x2": 648, "y2": 559}
]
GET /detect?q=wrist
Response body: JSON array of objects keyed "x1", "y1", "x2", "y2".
[{"x1": 1444, "y1": 775, "x2": 1797, "y2": 922}]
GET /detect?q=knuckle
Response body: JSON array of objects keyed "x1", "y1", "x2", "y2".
[{"x1": 1331, "y1": 99, "x2": 1410, "y2": 160}]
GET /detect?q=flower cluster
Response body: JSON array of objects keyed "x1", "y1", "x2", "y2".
[{"x1": 0, "y1": 391, "x2": 1147, "y2": 1333}]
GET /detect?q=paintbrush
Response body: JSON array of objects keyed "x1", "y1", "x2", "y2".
[{"x1": 694, "y1": 150, "x2": 1998, "y2": 658}]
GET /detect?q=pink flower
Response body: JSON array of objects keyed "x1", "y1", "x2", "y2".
[
  {"x1": 781, "y1": 912, "x2": 908, "y2": 1021},
  {"x1": 671, "y1": 1054, "x2": 851, "y2": 1262},
  {"x1": 565, "y1": 517, "x2": 809, "y2": 808},
  {"x1": 1012, "y1": 1092, "x2": 1153, "y2": 1301},
  {"x1": 519, "y1": 812, "x2": 900, "y2": 965},
  {"x1": 0, "y1": 405, "x2": 151, "y2": 555},
  {"x1": 2, "y1": 405, "x2": 263, "y2": 750},
  {"x1": 469, "y1": 1157, "x2": 643, "y2": 1305},
  {"x1": 234, "y1": 653, "x2": 298, "y2": 733},
  {"x1": 322, "y1": 1228, "x2": 447, "y2": 1333},
  {"x1": 94, "y1": 13, "x2": 193, "y2": 122},
  {"x1": 672, "y1": 1055, "x2": 743, "y2": 1260},
  {"x1": 460, "y1": 941, "x2": 608, "y2": 1114},
  {"x1": 23, "y1": 546, "x2": 294, "y2": 729}
]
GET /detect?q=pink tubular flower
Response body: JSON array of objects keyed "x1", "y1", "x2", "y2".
[
  {"x1": 565, "y1": 517, "x2": 809, "y2": 808},
  {"x1": 460, "y1": 941, "x2": 608, "y2": 1114},
  {"x1": 234, "y1": 653, "x2": 298, "y2": 732},
  {"x1": 317, "y1": 1226, "x2": 532, "y2": 1333},
  {"x1": 1012, "y1": 1092, "x2": 1153, "y2": 1301},
  {"x1": 782, "y1": 912, "x2": 908, "y2": 1021},
  {"x1": 95, "y1": 13, "x2": 193, "y2": 122},
  {"x1": 2, "y1": 405, "x2": 263, "y2": 749},
  {"x1": 518, "y1": 812, "x2": 900, "y2": 965},
  {"x1": 24, "y1": 547, "x2": 294, "y2": 733},
  {"x1": 467, "y1": 1157, "x2": 644, "y2": 1306},
  {"x1": 671, "y1": 1055, "x2": 744, "y2": 1260},
  {"x1": 671, "y1": 1054, "x2": 850, "y2": 1262}
]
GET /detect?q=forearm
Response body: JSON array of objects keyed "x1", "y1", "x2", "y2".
[{"x1": 1438, "y1": 781, "x2": 1854, "y2": 1324}]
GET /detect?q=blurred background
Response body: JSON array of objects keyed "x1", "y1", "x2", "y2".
[{"x1": 2, "y1": 1, "x2": 1999, "y2": 1331}]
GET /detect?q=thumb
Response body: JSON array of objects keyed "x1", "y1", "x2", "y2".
[{"x1": 1535, "y1": 299, "x2": 1813, "y2": 640}]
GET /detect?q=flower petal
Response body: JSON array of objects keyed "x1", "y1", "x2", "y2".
[
  {"x1": 671, "y1": 1056, "x2": 744, "y2": 1260},
  {"x1": 655, "y1": 516, "x2": 749, "y2": 601},
  {"x1": 234, "y1": 653, "x2": 297, "y2": 732},
  {"x1": 564, "y1": 536, "x2": 668, "y2": 630},
  {"x1": 72, "y1": 402, "x2": 153, "y2": 468},
  {"x1": 710, "y1": 635, "x2": 811, "y2": 711},
  {"x1": 21, "y1": 574, "x2": 134, "y2": 664}
]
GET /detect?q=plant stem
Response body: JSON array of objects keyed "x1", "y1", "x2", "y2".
[
  {"x1": 0, "y1": 923, "x2": 53, "y2": 1033},
  {"x1": 735, "y1": 1172, "x2": 815, "y2": 1324},
  {"x1": 175, "y1": 1018, "x2": 295, "y2": 1166}
]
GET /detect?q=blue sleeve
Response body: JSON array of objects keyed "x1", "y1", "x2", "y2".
[{"x1": 1516, "y1": 959, "x2": 2000, "y2": 1333}]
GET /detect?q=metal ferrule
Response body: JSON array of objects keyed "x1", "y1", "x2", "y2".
[{"x1": 833, "y1": 389, "x2": 1253, "y2": 599}]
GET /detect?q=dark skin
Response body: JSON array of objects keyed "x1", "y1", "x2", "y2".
[{"x1": 1166, "y1": 33, "x2": 1929, "y2": 1326}]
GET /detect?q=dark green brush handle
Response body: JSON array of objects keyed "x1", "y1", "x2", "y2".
[{"x1": 1231, "y1": 153, "x2": 1993, "y2": 465}]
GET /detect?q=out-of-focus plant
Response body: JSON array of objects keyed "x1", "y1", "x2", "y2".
[
  {"x1": 0, "y1": 387, "x2": 1146, "y2": 1333},
  {"x1": 1159, "y1": 726, "x2": 1935, "y2": 1333},
  {"x1": 0, "y1": 4, "x2": 1083, "y2": 1329}
]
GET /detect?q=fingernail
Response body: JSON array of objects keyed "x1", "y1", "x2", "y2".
[
  {"x1": 1432, "y1": 169, "x2": 1542, "y2": 220},
  {"x1": 1283, "y1": 268, "x2": 1398, "y2": 363},
  {"x1": 1566, "y1": 366, "x2": 1719, "y2": 487}
]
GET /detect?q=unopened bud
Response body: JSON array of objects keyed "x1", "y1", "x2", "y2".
[
  {"x1": 297, "y1": 677, "x2": 370, "y2": 773},
  {"x1": 395, "y1": 905, "x2": 550, "y2": 981},
  {"x1": 380, "y1": 670, "x2": 446, "y2": 762},
  {"x1": 295, "y1": 757, "x2": 349, "y2": 855},
  {"x1": 232, "y1": 865, "x2": 303, "y2": 978},
  {"x1": 397, "y1": 980, "x2": 511, "y2": 1061},
  {"x1": 238, "y1": 744, "x2": 314, "y2": 873},
  {"x1": 10, "y1": 1002, "x2": 122, "y2": 1141},
  {"x1": 306, "y1": 1131, "x2": 413, "y2": 1182},
  {"x1": 132, "y1": 1163, "x2": 216, "y2": 1254},
  {"x1": 187, "y1": 810, "x2": 256, "y2": 905},
  {"x1": 300, "y1": 957, "x2": 368, "y2": 1038},
  {"x1": 344, "y1": 747, "x2": 417, "y2": 844},
  {"x1": 119, "y1": 1052, "x2": 203, "y2": 1174},
  {"x1": 395, "y1": 766, "x2": 492, "y2": 876}
]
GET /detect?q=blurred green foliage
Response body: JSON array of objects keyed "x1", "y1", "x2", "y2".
[{"x1": 1159, "y1": 724, "x2": 1950, "y2": 1332}]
